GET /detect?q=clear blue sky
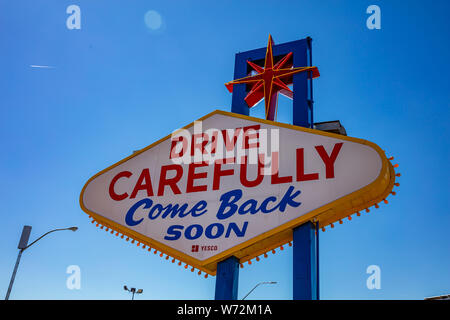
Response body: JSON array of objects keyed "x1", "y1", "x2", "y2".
[{"x1": 0, "y1": 0, "x2": 449, "y2": 300}]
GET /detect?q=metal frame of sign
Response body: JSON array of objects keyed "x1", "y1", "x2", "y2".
[{"x1": 80, "y1": 109, "x2": 396, "y2": 276}]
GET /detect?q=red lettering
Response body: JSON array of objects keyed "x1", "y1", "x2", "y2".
[
  {"x1": 208, "y1": 131, "x2": 219, "y2": 155},
  {"x1": 157, "y1": 165, "x2": 183, "y2": 196},
  {"x1": 186, "y1": 162, "x2": 208, "y2": 193},
  {"x1": 271, "y1": 151, "x2": 293, "y2": 184},
  {"x1": 221, "y1": 128, "x2": 242, "y2": 152},
  {"x1": 130, "y1": 168, "x2": 154, "y2": 198},
  {"x1": 170, "y1": 136, "x2": 188, "y2": 159},
  {"x1": 296, "y1": 148, "x2": 319, "y2": 181},
  {"x1": 213, "y1": 161, "x2": 235, "y2": 190},
  {"x1": 240, "y1": 155, "x2": 264, "y2": 188},
  {"x1": 109, "y1": 171, "x2": 132, "y2": 201},
  {"x1": 243, "y1": 125, "x2": 260, "y2": 149},
  {"x1": 191, "y1": 133, "x2": 209, "y2": 157},
  {"x1": 215, "y1": 156, "x2": 236, "y2": 165},
  {"x1": 315, "y1": 143, "x2": 343, "y2": 179}
]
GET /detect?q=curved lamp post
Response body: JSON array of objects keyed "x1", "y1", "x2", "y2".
[
  {"x1": 242, "y1": 281, "x2": 277, "y2": 300},
  {"x1": 5, "y1": 226, "x2": 78, "y2": 300}
]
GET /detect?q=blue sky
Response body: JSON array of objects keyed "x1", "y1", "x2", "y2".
[{"x1": 0, "y1": 0, "x2": 449, "y2": 300}]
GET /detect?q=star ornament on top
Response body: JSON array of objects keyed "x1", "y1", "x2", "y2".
[{"x1": 225, "y1": 35, "x2": 320, "y2": 121}]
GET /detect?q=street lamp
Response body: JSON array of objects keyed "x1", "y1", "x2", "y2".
[
  {"x1": 5, "y1": 225, "x2": 78, "y2": 300},
  {"x1": 124, "y1": 285, "x2": 143, "y2": 300},
  {"x1": 241, "y1": 281, "x2": 277, "y2": 300}
]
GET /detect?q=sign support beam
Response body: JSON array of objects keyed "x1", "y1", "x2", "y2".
[
  {"x1": 292, "y1": 36, "x2": 319, "y2": 300},
  {"x1": 293, "y1": 222, "x2": 319, "y2": 300},
  {"x1": 214, "y1": 256, "x2": 239, "y2": 300}
]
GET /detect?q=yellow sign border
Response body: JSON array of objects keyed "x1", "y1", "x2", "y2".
[{"x1": 80, "y1": 109, "x2": 395, "y2": 275}]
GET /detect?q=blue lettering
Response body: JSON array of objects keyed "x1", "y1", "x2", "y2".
[
  {"x1": 125, "y1": 199, "x2": 152, "y2": 226},
  {"x1": 185, "y1": 224, "x2": 203, "y2": 240},
  {"x1": 148, "y1": 203, "x2": 163, "y2": 220},
  {"x1": 164, "y1": 222, "x2": 249, "y2": 240},
  {"x1": 160, "y1": 203, "x2": 188, "y2": 218},
  {"x1": 225, "y1": 221, "x2": 248, "y2": 238},
  {"x1": 274, "y1": 186, "x2": 301, "y2": 212},
  {"x1": 127, "y1": 187, "x2": 302, "y2": 244},
  {"x1": 217, "y1": 189, "x2": 242, "y2": 220},
  {"x1": 164, "y1": 225, "x2": 183, "y2": 241},
  {"x1": 259, "y1": 196, "x2": 278, "y2": 213},
  {"x1": 238, "y1": 199, "x2": 258, "y2": 215},
  {"x1": 191, "y1": 200, "x2": 208, "y2": 217},
  {"x1": 205, "y1": 223, "x2": 224, "y2": 239}
]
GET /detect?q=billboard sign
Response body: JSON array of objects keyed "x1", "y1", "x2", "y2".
[{"x1": 80, "y1": 110, "x2": 396, "y2": 275}]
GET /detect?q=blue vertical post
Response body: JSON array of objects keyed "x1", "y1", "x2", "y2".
[
  {"x1": 215, "y1": 256, "x2": 240, "y2": 300},
  {"x1": 293, "y1": 222, "x2": 319, "y2": 300},
  {"x1": 292, "y1": 37, "x2": 319, "y2": 300},
  {"x1": 292, "y1": 37, "x2": 312, "y2": 128},
  {"x1": 231, "y1": 53, "x2": 250, "y2": 116}
]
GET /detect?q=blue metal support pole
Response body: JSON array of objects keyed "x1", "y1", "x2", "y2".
[
  {"x1": 293, "y1": 222, "x2": 319, "y2": 300},
  {"x1": 292, "y1": 37, "x2": 319, "y2": 300},
  {"x1": 215, "y1": 256, "x2": 239, "y2": 300},
  {"x1": 230, "y1": 53, "x2": 250, "y2": 116}
]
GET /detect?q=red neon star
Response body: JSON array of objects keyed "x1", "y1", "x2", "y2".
[{"x1": 225, "y1": 35, "x2": 320, "y2": 121}]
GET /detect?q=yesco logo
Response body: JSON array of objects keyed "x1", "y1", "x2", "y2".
[
  {"x1": 192, "y1": 245, "x2": 218, "y2": 252},
  {"x1": 81, "y1": 110, "x2": 393, "y2": 274}
]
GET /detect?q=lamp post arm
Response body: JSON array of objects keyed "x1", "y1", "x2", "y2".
[
  {"x1": 242, "y1": 283, "x2": 262, "y2": 300},
  {"x1": 24, "y1": 228, "x2": 71, "y2": 250}
]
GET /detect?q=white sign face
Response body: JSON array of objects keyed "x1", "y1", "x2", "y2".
[{"x1": 80, "y1": 110, "x2": 390, "y2": 272}]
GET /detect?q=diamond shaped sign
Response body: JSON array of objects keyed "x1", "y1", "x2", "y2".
[{"x1": 80, "y1": 110, "x2": 395, "y2": 275}]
